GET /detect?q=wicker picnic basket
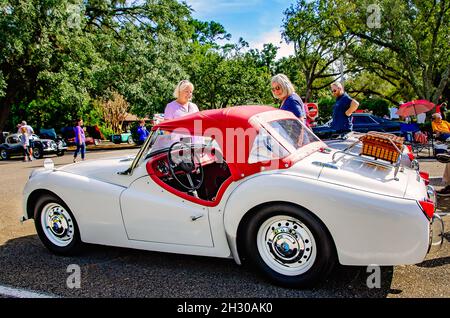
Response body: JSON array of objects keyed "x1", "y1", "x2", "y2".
[{"x1": 359, "y1": 132, "x2": 405, "y2": 163}]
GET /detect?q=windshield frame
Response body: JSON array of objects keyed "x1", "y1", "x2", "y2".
[
  {"x1": 249, "y1": 110, "x2": 326, "y2": 162},
  {"x1": 125, "y1": 129, "x2": 158, "y2": 175}
]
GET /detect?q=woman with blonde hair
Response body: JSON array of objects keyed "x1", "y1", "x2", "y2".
[
  {"x1": 19, "y1": 126, "x2": 31, "y2": 162},
  {"x1": 164, "y1": 80, "x2": 199, "y2": 120},
  {"x1": 271, "y1": 74, "x2": 307, "y2": 124}
]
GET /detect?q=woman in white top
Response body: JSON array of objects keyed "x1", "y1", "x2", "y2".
[
  {"x1": 19, "y1": 126, "x2": 31, "y2": 161},
  {"x1": 164, "y1": 80, "x2": 199, "y2": 120}
]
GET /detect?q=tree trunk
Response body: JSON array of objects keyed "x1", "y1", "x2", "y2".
[
  {"x1": 432, "y1": 65, "x2": 450, "y2": 104},
  {"x1": 0, "y1": 100, "x2": 12, "y2": 132}
]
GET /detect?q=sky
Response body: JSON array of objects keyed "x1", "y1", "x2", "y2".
[{"x1": 184, "y1": 0, "x2": 296, "y2": 59}]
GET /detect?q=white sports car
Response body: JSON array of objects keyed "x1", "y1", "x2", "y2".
[{"x1": 22, "y1": 106, "x2": 444, "y2": 288}]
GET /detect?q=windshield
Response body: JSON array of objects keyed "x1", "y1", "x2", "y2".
[
  {"x1": 267, "y1": 119, "x2": 320, "y2": 150},
  {"x1": 145, "y1": 130, "x2": 217, "y2": 158}
]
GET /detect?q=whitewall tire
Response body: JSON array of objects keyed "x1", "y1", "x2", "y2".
[
  {"x1": 242, "y1": 203, "x2": 336, "y2": 288},
  {"x1": 34, "y1": 194, "x2": 82, "y2": 255}
]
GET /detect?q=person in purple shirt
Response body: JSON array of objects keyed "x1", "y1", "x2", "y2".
[
  {"x1": 271, "y1": 74, "x2": 307, "y2": 123},
  {"x1": 164, "y1": 80, "x2": 199, "y2": 120},
  {"x1": 73, "y1": 118, "x2": 86, "y2": 163}
]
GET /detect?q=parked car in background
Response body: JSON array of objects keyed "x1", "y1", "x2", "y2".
[
  {"x1": 39, "y1": 128, "x2": 58, "y2": 140},
  {"x1": 313, "y1": 113, "x2": 402, "y2": 139},
  {"x1": 111, "y1": 131, "x2": 134, "y2": 144},
  {"x1": 22, "y1": 106, "x2": 442, "y2": 288},
  {"x1": 0, "y1": 133, "x2": 67, "y2": 160},
  {"x1": 39, "y1": 128, "x2": 68, "y2": 153},
  {"x1": 152, "y1": 113, "x2": 165, "y2": 126},
  {"x1": 0, "y1": 131, "x2": 9, "y2": 144},
  {"x1": 61, "y1": 127, "x2": 99, "y2": 146}
]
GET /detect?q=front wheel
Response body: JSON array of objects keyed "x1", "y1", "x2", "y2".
[
  {"x1": 34, "y1": 194, "x2": 82, "y2": 255},
  {"x1": 56, "y1": 150, "x2": 65, "y2": 157},
  {"x1": 32, "y1": 147, "x2": 43, "y2": 159},
  {"x1": 241, "y1": 204, "x2": 336, "y2": 288}
]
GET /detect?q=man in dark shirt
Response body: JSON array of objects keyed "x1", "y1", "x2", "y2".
[{"x1": 330, "y1": 82, "x2": 359, "y2": 134}]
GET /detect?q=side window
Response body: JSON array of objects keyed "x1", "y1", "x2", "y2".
[
  {"x1": 7, "y1": 136, "x2": 19, "y2": 144},
  {"x1": 353, "y1": 116, "x2": 376, "y2": 125},
  {"x1": 249, "y1": 128, "x2": 289, "y2": 163}
]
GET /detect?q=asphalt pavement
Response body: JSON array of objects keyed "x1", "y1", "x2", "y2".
[{"x1": 0, "y1": 150, "x2": 448, "y2": 298}]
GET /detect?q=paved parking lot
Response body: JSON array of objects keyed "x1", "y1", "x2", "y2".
[{"x1": 0, "y1": 151, "x2": 448, "y2": 298}]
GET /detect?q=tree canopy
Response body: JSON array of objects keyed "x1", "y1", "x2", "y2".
[{"x1": 0, "y1": 0, "x2": 448, "y2": 132}]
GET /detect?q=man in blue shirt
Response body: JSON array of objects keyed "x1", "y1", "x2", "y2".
[
  {"x1": 137, "y1": 120, "x2": 149, "y2": 145},
  {"x1": 330, "y1": 82, "x2": 359, "y2": 133}
]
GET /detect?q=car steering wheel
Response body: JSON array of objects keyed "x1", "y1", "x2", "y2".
[{"x1": 167, "y1": 141, "x2": 204, "y2": 191}]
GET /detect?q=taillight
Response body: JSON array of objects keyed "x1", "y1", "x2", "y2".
[
  {"x1": 419, "y1": 200, "x2": 434, "y2": 219},
  {"x1": 419, "y1": 171, "x2": 430, "y2": 185},
  {"x1": 406, "y1": 145, "x2": 415, "y2": 159}
]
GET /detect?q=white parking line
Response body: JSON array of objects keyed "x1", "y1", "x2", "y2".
[{"x1": 0, "y1": 285, "x2": 58, "y2": 298}]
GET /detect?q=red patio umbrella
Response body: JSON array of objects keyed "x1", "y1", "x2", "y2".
[{"x1": 396, "y1": 100, "x2": 435, "y2": 117}]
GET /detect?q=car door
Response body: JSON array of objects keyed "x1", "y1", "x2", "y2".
[
  {"x1": 119, "y1": 167, "x2": 213, "y2": 247},
  {"x1": 6, "y1": 135, "x2": 24, "y2": 156}
]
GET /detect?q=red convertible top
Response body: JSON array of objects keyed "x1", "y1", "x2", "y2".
[
  {"x1": 153, "y1": 105, "x2": 276, "y2": 134},
  {"x1": 153, "y1": 105, "x2": 295, "y2": 180}
]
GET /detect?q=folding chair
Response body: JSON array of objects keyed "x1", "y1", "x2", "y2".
[{"x1": 400, "y1": 123, "x2": 435, "y2": 157}]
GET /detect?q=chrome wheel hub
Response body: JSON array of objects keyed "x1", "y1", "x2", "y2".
[
  {"x1": 41, "y1": 203, "x2": 74, "y2": 247},
  {"x1": 257, "y1": 215, "x2": 316, "y2": 276}
]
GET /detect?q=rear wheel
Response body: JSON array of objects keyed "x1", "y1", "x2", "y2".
[
  {"x1": 0, "y1": 149, "x2": 8, "y2": 160},
  {"x1": 32, "y1": 147, "x2": 43, "y2": 159},
  {"x1": 242, "y1": 204, "x2": 336, "y2": 288},
  {"x1": 34, "y1": 194, "x2": 82, "y2": 255},
  {"x1": 127, "y1": 136, "x2": 134, "y2": 144}
]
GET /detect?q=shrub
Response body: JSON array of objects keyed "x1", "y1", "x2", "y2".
[{"x1": 99, "y1": 126, "x2": 114, "y2": 141}]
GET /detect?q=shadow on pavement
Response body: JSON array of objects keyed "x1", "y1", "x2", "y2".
[
  {"x1": 416, "y1": 256, "x2": 450, "y2": 268},
  {"x1": 0, "y1": 235, "x2": 394, "y2": 298}
]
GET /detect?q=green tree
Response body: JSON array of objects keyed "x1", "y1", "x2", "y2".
[
  {"x1": 184, "y1": 40, "x2": 273, "y2": 109},
  {"x1": 189, "y1": 19, "x2": 231, "y2": 45},
  {"x1": 282, "y1": 0, "x2": 360, "y2": 101},
  {"x1": 340, "y1": 0, "x2": 450, "y2": 103},
  {"x1": 249, "y1": 43, "x2": 279, "y2": 75},
  {"x1": 0, "y1": 0, "x2": 192, "y2": 131}
]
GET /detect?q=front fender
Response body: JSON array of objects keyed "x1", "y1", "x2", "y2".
[
  {"x1": 223, "y1": 173, "x2": 429, "y2": 266},
  {"x1": 24, "y1": 169, "x2": 129, "y2": 246}
]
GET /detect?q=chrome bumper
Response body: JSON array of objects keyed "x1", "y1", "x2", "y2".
[
  {"x1": 427, "y1": 185, "x2": 437, "y2": 207},
  {"x1": 428, "y1": 213, "x2": 444, "y2": 253}
]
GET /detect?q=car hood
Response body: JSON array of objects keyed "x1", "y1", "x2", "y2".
[
  {"x1": 283, "y1": 150, "x2": 425, "y2": 199},
  {"x1": 56, "y1": 156, "x2": 136, "y2": 187}
]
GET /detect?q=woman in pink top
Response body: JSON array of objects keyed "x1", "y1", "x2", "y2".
[{"x1": 164, "y1": 80, "x2": 199, "y2": 120}]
